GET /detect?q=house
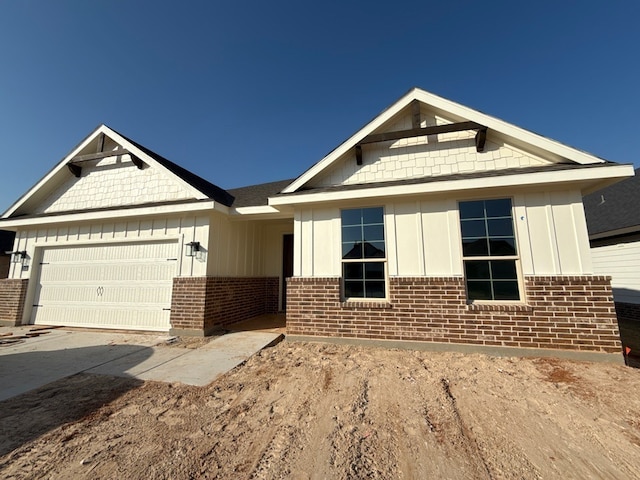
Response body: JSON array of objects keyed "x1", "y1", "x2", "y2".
[
  {"x1": 0, "y1": 88, "x2": 634, "y2": 361},
  {"x1": 584, "y1": 169, "x2": 640, "y2": 322}
]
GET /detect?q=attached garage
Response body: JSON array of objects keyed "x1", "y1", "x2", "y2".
[{"x1": 30, "y1": 240, "x2": 179, "y2": 331}]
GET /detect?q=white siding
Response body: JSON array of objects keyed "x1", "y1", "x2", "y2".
[
  {"x1": 9, "y1": 215, "x2": 210, "y2": 280},
  {"x1": 592, "y1": 241, "x2": 640, "y2": 304},
  {"x1": 35, "y1": 154, "x2": 196, "y2": 214},
  {"x1": 309, "y1": 106, "x2": 553, "y2": 188},
  {"x1": 293, "y1": 189, "x2": 592, "y2": 278},
  {"x1": 208, "y1": 215, "x2": 264, "y2": 276}
]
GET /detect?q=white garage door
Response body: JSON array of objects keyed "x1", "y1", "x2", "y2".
[{"x1": 31, "y1": 241, "x2": 179, "y2": 331}]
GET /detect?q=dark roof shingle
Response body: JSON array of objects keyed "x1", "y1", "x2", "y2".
[{"x1": 583, "y1": 167, "x2": 640, "y2": 236}]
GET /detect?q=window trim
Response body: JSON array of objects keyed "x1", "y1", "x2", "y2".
[
  {"x1": 458, "y1": 197, "x2": 525, "y2": 303},
  {"x1": 340, "y1": 206, "x2": 388, "y2": 302}
]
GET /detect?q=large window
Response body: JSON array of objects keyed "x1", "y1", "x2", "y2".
[
  {"x1": 341, "y1": 207, "x2": 386, "y2": 299},
  {"x1": 459, "y1": 198, "x2": 520, "y2": 301}
]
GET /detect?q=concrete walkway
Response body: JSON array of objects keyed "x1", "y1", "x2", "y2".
[{"x1": 0, "y1": 327, "x2": 283, "y2": 402}]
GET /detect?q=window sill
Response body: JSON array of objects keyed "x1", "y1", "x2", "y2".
[
  {"x1": 467, "y1": 302, "x2": 533, "y2": 312},
  {"x1": 341, "y1": 300, "x2": 393, "y2": 310}
]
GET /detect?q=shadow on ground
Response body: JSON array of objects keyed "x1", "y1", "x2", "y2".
[{"x1": 0, "y1": 344, "x2": 151, "y2": 456}]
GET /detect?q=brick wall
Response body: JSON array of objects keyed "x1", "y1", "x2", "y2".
[
  {"x1": 170, "y1": 276, "x2": 279, "y2": 335},
  {"x1": 286, "y1": 275, "x2": 621, "y2": 353},
  {"x1": 615, "y1": 302, "x2": 640, "y2": 322},
  {"x1": 0, "y1": 278, "x2": 28, "y2": 326}
]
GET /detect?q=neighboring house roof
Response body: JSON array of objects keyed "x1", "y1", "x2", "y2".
[
  {"x1": 282, "y1": 87, "x2": 613, "y2": 194},
  {"x1": 583, "y1": 167, "x2": 640, "y2": 237},
  {"x1": 227, "y1": 179, "x2": 295, "y2": 207}
]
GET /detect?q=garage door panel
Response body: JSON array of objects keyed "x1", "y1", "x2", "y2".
[
  {"x1": 32, "y1": 241, "x2": 178, "y2": 331},
  {"x1": 33, "y1": 305, "x2": 171, "y2": 332},
  {"x1": 37, "y1": 284, "x2": 173, "y2": 304},
  {"x1": 40, "y1": 262, "x2": 177, "y2": 283}
]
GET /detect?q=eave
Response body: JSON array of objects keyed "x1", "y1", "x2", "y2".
[
  {"x1": 269, "y1": 164, "x2": 634, "y2": 207},
  {"x1": 0, "y1": 199, "x2": 225, "y2": 230}
]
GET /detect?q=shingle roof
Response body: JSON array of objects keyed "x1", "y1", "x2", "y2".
[
  {"x1": 114, "y1": 129, "x2": 236, "y2": 207},
  {"x1": 227, "y1": 179, "x2": 295, "y2": 207},
  {"x1": 583, "y1": 167, "x2": 640, "y2": 236}
]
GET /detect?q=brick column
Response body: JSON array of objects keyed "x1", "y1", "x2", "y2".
[
  {"x1": 0, "y1": 279, "x2": 29, "y2": 326},
  {"x1": 170, "y1": 276, "x2": 280, "y2": 336}
]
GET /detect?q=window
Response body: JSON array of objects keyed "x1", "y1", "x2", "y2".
[
  {"x1": 341, "y1": 207, "x2": 386, "y2": 299},
  {"x1": 459, "y1": 198, "x2": 520, "y2": 301}
]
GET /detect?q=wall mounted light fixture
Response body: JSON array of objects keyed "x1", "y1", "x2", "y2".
[
  {"x1": 185, "y1": 241, "x2": 200, "y2": 257},
  {"x1": 6, "y1": 250, "x2": 27, "y2": 265}
]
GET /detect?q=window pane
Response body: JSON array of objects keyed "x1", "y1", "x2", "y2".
[
  {"x1": 363, "y1": 207, "x2": 384, "y2": 224},
  {"x1": 364, "y1": 241, "x2": 385, "y2": 258},
  {"x1": 491, "y1": 260, "x2": 517, "y2": 280},
  {"x1": 462, "y1": 238, "x2": 489, "y2": 256},
  {"x1": 459, "y1": 201, "x2": 485, "y2": 220},
  {"x1": 487, "y1": 218, "x2": 514, "y2": 237},
  {"x1": 461, "y1": 219, "x2": 486, "y2": 238},
  {"x1": 341, "y1": 209, "x2": 362, "y2": 226},
  {"x1": 485, "y1": 198, "x2": 512, "y2": 218},
  {"x1": 465, "y1": 260, "x2": 490, "y2": 280},
  {"x1": 344, "y1": 262, "x2": 364, "y2": 280},
  {"x1": 466, "y1": 280, "x2": 492, "y2": 300},
  {"x1": 363, "y1": 225, "x2": 384, "y2": 242},
  {"x1": 342, "y1": 242, "x2": 362, "y2": 259},
  {"x1": 493, "y1": 281, "x2": 520, "y2": 300},
  {"x1": 342, "y1": 225, "x2": 362, "y2": 243},
  {"x1": 344, "y1": 280, "x2": 364, "y2": 298},
  {"x1": 365, "y1": 262, "x2": 385, "y2": 279},
  {"x1": 488, "y1": 238, "x2": 516, "y2": 256},
  {"x1": 365, "y1": 281, "x2": 385, "y2": 298}
]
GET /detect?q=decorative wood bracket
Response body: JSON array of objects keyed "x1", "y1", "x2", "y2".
[
  {"x1": 130, "y1": 154, "x2": 145, "y2": 169},
  {"x1": 354, "y1": 120, "x2": 489, "y2": 164},
  {"x1": 66, "y1": 148, "x2": 146, "y2": 177},
  {"x1": 475, "y1": 127, "x2": 487, "y2": 153},
  {"x1": 67, "y1": 163, "x2": 82, "y2": 178}
]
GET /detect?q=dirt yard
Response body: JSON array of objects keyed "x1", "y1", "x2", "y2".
[{"x1": 1, "y1": 341, "x2": 639, "y2": 479}]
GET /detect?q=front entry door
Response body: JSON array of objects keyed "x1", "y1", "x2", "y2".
[{"x1": 281, "y1": 234, "x2": 294, "y2": 311}]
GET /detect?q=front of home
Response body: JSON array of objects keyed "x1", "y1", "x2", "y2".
[{"x1": 0, "y1": 88, "x2": 634, "y2": 358}]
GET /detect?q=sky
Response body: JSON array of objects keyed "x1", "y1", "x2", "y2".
[{"x1": 0, "y1": 1, "x2": 638, "y2": 213}]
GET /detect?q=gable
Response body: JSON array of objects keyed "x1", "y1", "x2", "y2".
[
  {"x1": 307, "y1": 103, "x2": 554, "y2": 188},
  {"x1": 3, "y1": 125, "x2": 226, "y2": 218},
  {"x1": 284, "y1": 88, "x2": 606, "y2": 194}
]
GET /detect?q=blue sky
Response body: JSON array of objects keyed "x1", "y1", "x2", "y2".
[{"x1": 1, "y1": 1, "x2": 638, "y2": 213}]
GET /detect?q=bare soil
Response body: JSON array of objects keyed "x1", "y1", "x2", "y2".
[{"x1": 1, "y1": 341, "x2": 640, "y2": 479}]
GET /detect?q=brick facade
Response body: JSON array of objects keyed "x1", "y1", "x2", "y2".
[
  {"x1": 0, "y1": 278, "x2": 29, "y2": 326},
  {"x1": 615, "y1": 302, "x2": 640, "y2": 322},
  {"x1": 286, "y1": 275, "x2": 621, "y2": 353},
  {"x1": 170, "y1": 276, "x2": 279, "y2": 335}
]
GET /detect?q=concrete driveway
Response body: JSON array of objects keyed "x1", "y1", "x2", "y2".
[{"x1": 0, "y1": 326, "x2": 283, "y2": 402}]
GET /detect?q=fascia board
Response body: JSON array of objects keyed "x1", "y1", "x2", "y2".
[
  {"x1": 2, "y1": 125, "x2": 107, "y2": 218},
  {"x1": 281, "y1": 90, "x2": 417, "y2": 193},
  {"x1": 269, "y1": 164, "x2": 634, "y2": 207},
  {"x1": 282, "y1": 88, "x2": 607, "y2": 195},
  {"x1": 102, "y1": 128, "x2": 209, "y2": 201},
  {"x1": 412, "y1": 90, "x2": 604, "y2": 166},
  {"x1": 0, "y1": 200, "x2": 218, "y2": 228},
  {"x1": 589, "y1": 225, "x2": 640, "y2": 240},
  {"x1": 2, "y1": 125, "x2": 210, "y2": 219}
]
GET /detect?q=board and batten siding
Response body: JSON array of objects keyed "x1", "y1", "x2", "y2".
[
  {"x1": 292, "y1": 188, "x2": 592, "y2": 278},
  {"x1": 8, "y1": 215, "x2": 210, "y2": 281},
  {"x1": 591, "y1": 240, "x2": 640, "y2": 304}
]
